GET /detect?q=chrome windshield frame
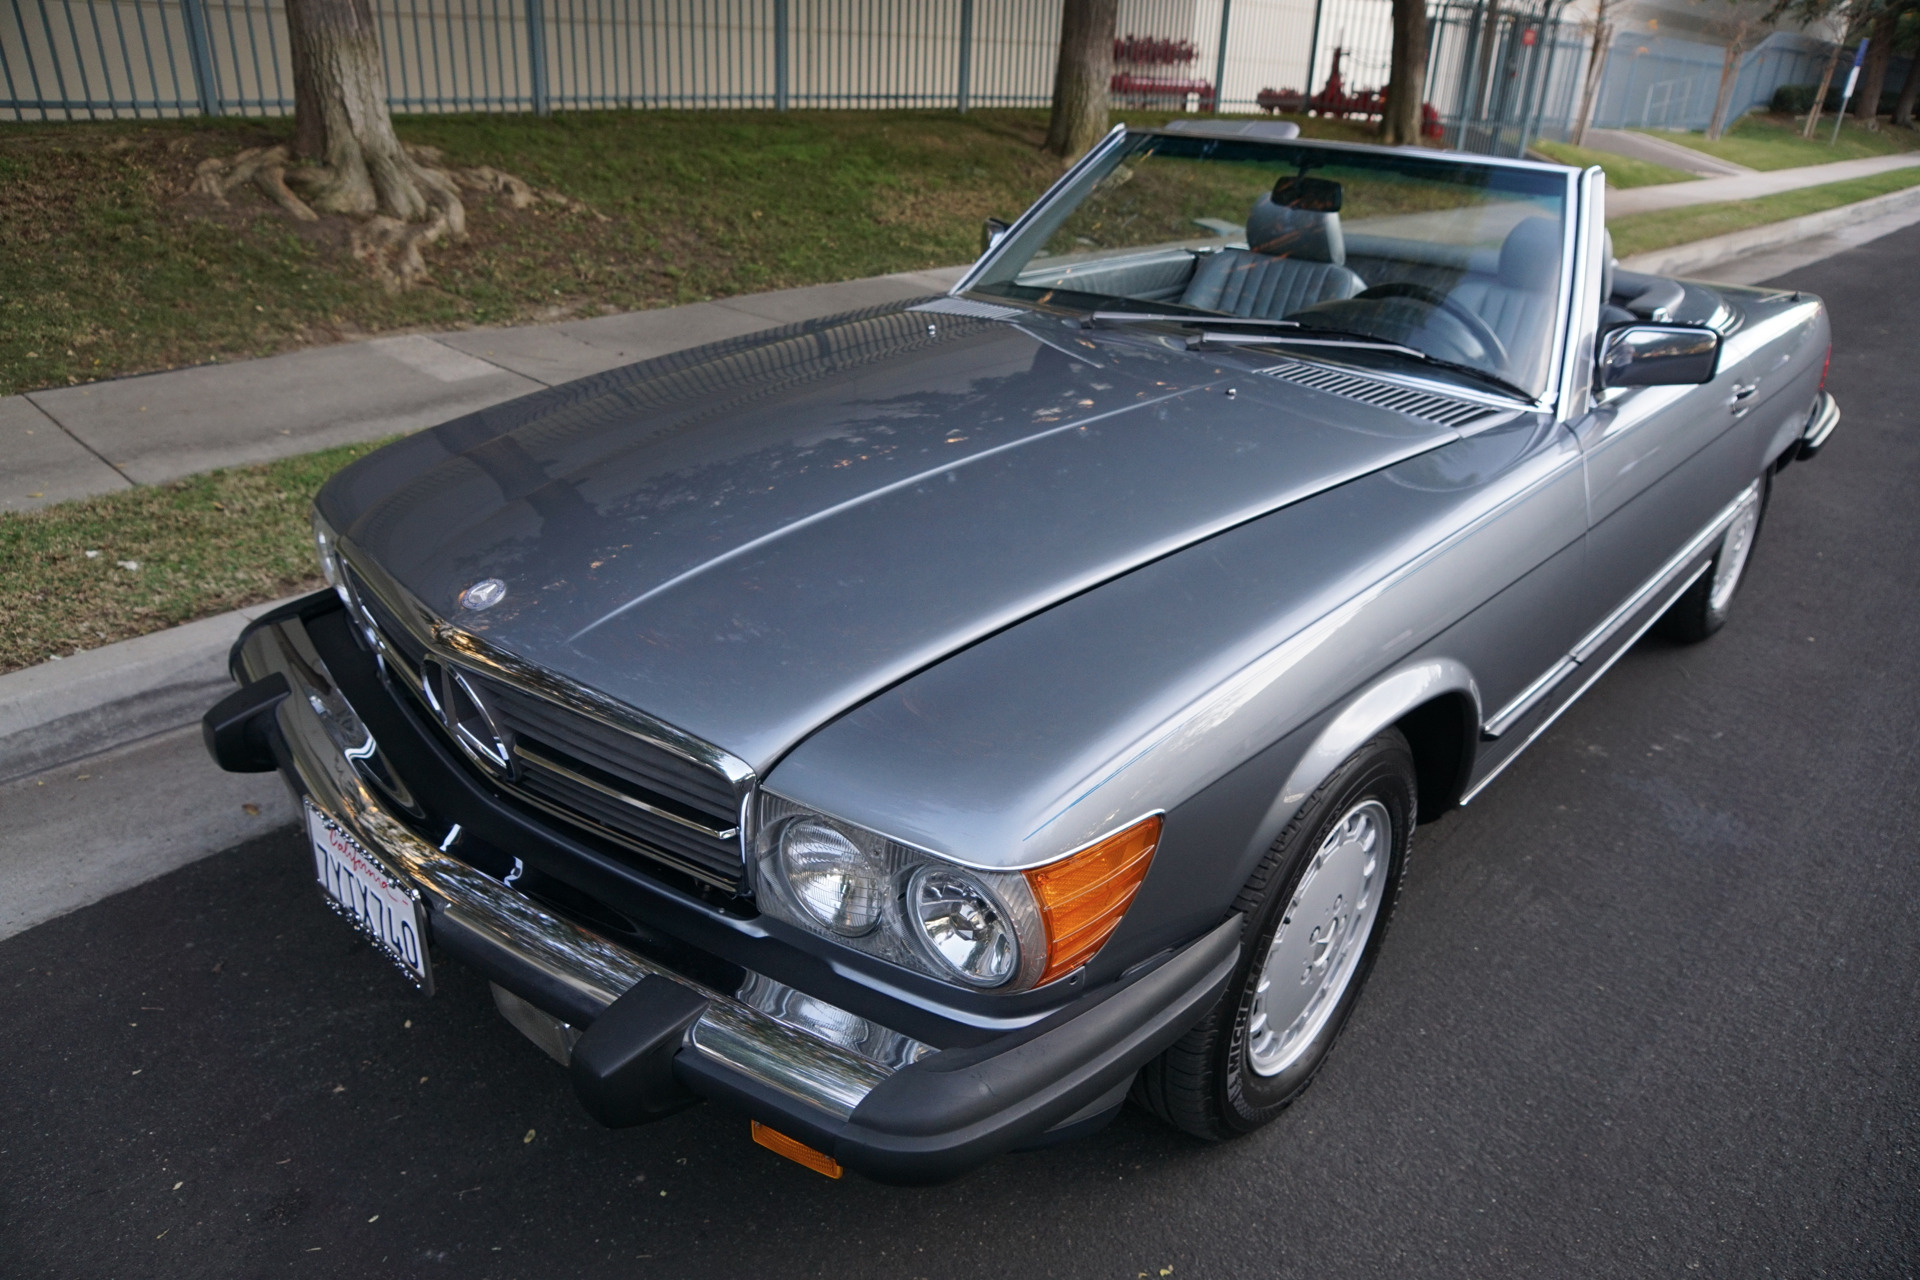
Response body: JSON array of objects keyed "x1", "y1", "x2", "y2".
[{"x1": 952, "y1": 128, "x2": 1585, "y2": 412}]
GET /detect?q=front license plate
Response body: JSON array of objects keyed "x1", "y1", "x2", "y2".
[{"x1": 305, "y1": 799, "x2": 433, "y2": 992}]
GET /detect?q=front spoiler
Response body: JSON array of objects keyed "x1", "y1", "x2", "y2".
[{"x1": 223, "y1": 594, "x2": 1240, "y2": 1183}]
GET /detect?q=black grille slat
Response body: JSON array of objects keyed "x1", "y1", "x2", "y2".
[
  {"x1": 515, "y1": 760, "x2": 742, "y2": 882},
  {"x1": 479, "y1": 680, "x2": 737, "y2": 818}
]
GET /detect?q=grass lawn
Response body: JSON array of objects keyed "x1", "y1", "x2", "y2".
[
  {"x1": 0, "y1": 441, "x2": 387, "y2": 673},
  {"x1": 1635, "y1": 112, "x2": 1920, "y2": 172},
  {"x1": 1608, "y1": 165, "x2": 1920, "y2": 256},
  {"x1": 1530, "y1": 139, "x2": 1698, "y2": 188},
  {"x1": 0, "y1": 108, "x2": 1390, "y2": 400}
]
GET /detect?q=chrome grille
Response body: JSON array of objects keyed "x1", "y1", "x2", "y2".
[
  {"x1": 337, "y1": 555, "x2": 749, "y2": 890},
  {"x1": 1257, "y1": 359, "x2": 1500, "y2": 428},
  {"x1": 475, "y1": 677, "x2": 746, "y2": 887},
  {"x1": 344, "y1": 564, "x2": 428, "y2": 675}
]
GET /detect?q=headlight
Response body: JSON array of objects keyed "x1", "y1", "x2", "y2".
[
  {"x1": 779, "y1": 817, "x2": 888, "y2": 936},
  {"x1": 754, "y1": 797, "x2": 1159, "y2": 993},
  {"x1": 312, "y1": 509, "x2": 349, "y2": 603},
  {"x1": 908, "y1": 866, "x2": 1020, "y2": 987}
]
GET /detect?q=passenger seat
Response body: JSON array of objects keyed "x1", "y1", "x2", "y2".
[{"x1": 1180, "y1": 193, "x2": 1365, "y2": 320}]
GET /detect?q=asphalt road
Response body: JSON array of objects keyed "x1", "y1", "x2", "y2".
[{"x1": 6, "y1": 226, "x2": 1919, "y2": 1280}]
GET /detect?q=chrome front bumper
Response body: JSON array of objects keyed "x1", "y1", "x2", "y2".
[{"x1": 236, "y1": 605, "x2": 908, "y2": 1122}]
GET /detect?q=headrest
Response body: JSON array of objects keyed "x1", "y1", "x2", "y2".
[
  {"x1": 1246, "y1": 194, "x2": 1344, "y2": 264},
  {"x1": 1601, "y1": 228, "x2": 1616, "y2": 304},
  {"x1": 1498, "y1": 217, "x2": 1562, "y2": 290}
]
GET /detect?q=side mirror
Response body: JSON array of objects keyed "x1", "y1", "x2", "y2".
[
  {"x1": 981, "y1": 217, "x2": 1011, "y2": 256},
  {"x1": 1597, "y1": 323, "x2": 1722, "y2": 388}
]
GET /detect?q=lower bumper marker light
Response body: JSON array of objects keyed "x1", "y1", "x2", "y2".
[{"x1": 751, "y1": 1121, "x2": 843, "y2": 1179}]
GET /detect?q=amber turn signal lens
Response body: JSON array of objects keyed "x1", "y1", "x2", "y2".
[
  {"x1": 751, "y1": 1121, "x2": 843, "y2": 1179},
  {"x1": 1024, "y1": 814, "x2": 1162, "y2": 985}
]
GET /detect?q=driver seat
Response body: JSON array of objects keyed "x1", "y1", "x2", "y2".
[
  {"x1": 1448, "y1": 217, "x2": 1561, "y2": 375},
  {"x1": 1180, "y1": 194, "x2": 1365, "y2": 320}
]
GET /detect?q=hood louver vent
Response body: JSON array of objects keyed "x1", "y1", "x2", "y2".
[
  {"x1": 909, "y1": 297, "x2": 1024, "y2": 321},
  {"x1": 1257, "y1": 359, "x2": 1502, "y2": 429}
]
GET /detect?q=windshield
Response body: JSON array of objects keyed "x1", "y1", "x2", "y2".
[{"x1": 968, "y1": 133, "x2": 1574, "y2": 399}]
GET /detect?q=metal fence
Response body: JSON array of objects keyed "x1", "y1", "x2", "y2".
[
  {"x1": 0, "y1": 0, "x2": 1843, "y2": 157},
  {"x1": 0, "y1": 0, "x2": 1071, "y2": 118}
]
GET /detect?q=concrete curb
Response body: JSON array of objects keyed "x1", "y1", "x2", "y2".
[
  {"x1": 0, "y1": 594, "x2": 303, "y2": 786},
  {"x1": 1618, "y1": 182, "x2": 1920, "y2": 277}
]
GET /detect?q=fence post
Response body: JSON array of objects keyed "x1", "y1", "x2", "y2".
[
  {"x1": 178, "y1": 0, "x2": 221, "y2": 116},
  {"x1": 774, "y1": 0, "x2": 788, "y2": 110},
  {"x1": 1304, "y1": 0, "x2": 1325, "y2": 98},
  {"x1": 1517, "y1": 0, "x2": 1565, "y2": 153},
  {"x1": 525, "y1": 0, "x2": 549, "y2": 114},
  {"x1": 1211, "y1": 0, "x2": 1231, "y2": 112},
  {"x1": 957, "y1": 0, "x2": 974, "y2": 112}
]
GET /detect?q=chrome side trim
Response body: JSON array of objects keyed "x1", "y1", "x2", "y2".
[
  {"x1": 239, "y1": 612, "x2": 906, "y2": 1122},
  {"x1": 1465, "y1": 481, "x2": 1758, "y2": 800},
  {"x1": 1571, "y1": 481, "x2": 1756, "y2": 664},
  {"x1": 1462, "y1": 559, "x2": 1710, "y2": 806},
  {"x1": 1482, "y1": 657, "x2": 1579, "y2": 740},
  {"x1": 516, "y1": 744, "x2": 741, "y2": 842}
]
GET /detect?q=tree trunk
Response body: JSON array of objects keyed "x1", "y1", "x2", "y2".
[
  {"x1": 1854, "y1": 6, "x2": 1897, "y2": 130},
  {"x1": 1707, "y1": 35, "x2": 1743, "y2": 140},
  {"x1": 1045, "y1": 0, "x2": 1117, "y2": 159},
  {"x1": 1573, "y1": 19, "x2": 1613, "y2": 146},
  {"x1": 286, "y1": 0, "x2": 435, "y2": 218},
  {"x1": 1894, "y1": 35, "x2": 1920, "y2": 127},
  {"x1": 1803, "y1": 36, "x2": 1845, "y2": 138},
  {"x1": 1382, "y1": 0, "x2": 1429, "y2": 145}
]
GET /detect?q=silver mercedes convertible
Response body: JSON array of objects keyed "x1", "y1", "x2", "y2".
[{"x1": 205, "y1": 124, "x2": 1839, "y2": 1184}]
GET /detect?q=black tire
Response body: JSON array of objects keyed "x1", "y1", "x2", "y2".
[
  {"x1": 1133, "y1": 730, "x2": 1416, "y2": 1140},
  {"x1": 1658, "y1": 474, "x2": 1770, "y2": 645}
]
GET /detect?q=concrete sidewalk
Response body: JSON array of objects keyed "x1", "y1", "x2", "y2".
[
  {"x1": 1608, "y1": 150, "x2": 1920, "y2": 217},
  {"x1": 1582, "y1": 128, "x2": 1754, "y2": 179},
  {"x1": 1, "y1": 264, "x2": 968, "y2": 513}
]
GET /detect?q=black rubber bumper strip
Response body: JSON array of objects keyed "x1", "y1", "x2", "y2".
[
  {"x1": 672, "y1": 913, "x2": 1243, "y2": 1185},
  {"x1": 202, "y1": 671, "x2": 291, "y2": 773}
]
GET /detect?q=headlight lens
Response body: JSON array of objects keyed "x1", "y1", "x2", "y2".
[
  {"x1": 779, "y1": 818, "x2": 888, "y2": 936},
  {"x1": 312, "y1": 509, "x2": 349, "y2": 602},
  {"x1": 908, "y1": 865, "x2": 1020, "y2": 987}
]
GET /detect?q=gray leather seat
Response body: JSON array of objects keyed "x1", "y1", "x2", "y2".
[
  {"x1": 1180, "y1": 194, "x2": 1365, "y2": 319},
  {"x1": 1449, "y1": 217, "x2": 1562, "y2": 373}
]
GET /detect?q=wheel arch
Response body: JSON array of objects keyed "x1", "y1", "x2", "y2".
[{"x1": 1256, "y1": 660, "x2": 1481, "y2": 854}]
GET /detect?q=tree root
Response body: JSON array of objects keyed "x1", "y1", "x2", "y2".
[
  {"x1": 191, "y1": 146, "x2": 319, "y2": 222},
  {"x1": 188, "y1": 142, "x2": 601, "y2": 290},
  {"x1": 350, "y1": 210, "x2": 452, "y2": 292}
]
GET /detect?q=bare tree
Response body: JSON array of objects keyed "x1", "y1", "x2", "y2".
[
  {"x1": 1573, "y1": 0, "x2": 1624, "y2": 144},
  {"x1": 1853, "y1": 1, "x2": 1903, "y2": 128},
  {"x1": 1046, "y1": 0, "x2": 1118, "y2": 159},
  {"x1": 285, "y1": 0, "x2": 458, "y2": 220},
  {"x1": 1382, "y1": 0, "x2": 1430, "y2": 145},
  {"x1": 1781, "y1": 0, "x2": 1860, "y2": 137},
  {"x1": 184, "y1": 0, "x2": 587, "y2": 288},
  {"x1": 1698, "y1": 0, "x2": 1779, "y2": 139},
  {"x1": 1895, "y1": 18, "x2": 1920, "y2": 124}
]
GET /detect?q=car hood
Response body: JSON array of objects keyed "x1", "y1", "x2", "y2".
[{"x1": 322, "y1": 304, "x2": 1460, "y2": 770}]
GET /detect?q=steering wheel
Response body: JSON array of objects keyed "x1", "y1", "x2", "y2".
[{"x1": 1354, "y1": 282, "x2": 1510, "y2": 371}]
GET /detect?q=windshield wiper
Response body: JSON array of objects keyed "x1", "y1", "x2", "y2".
[
  {"x1": 1086, "y1": 310, "x2": 1300, "y2": 330},
  {"x1": 1189, "y1": 330, "x2": 1425, "y2": 357},
  {"x1": 1192, "y1": 325, "x2": 1537, "y2": 403}
]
